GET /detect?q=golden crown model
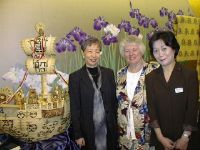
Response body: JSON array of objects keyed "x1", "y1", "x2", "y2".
[{"x1": 0, "y1": 23, "x2": 70, "y2": 142}]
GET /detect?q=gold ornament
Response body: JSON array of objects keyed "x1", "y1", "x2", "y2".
[
  {"x1": 28, "y1": 87, "x2": 38, "y2": 104},
  {"x1": 14, "y1": 89, "x2": 25, "y2": 109},
  {"x1": 35, "y1": 22, "x2": 45, "y2": 34},
  {"x1": 0, "y1": 23, "x2": 70, "y2": 142},
  {"x1": 0, "y1": 87, "x2": 13, "y2": 104}
]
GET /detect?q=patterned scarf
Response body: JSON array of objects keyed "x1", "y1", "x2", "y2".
[{"x1": 87, "y1": 67, "x2": 107, "y2": 150}]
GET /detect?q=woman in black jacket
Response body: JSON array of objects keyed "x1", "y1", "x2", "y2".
[{"x1": 69, "y1": 37, "x2": 118, "y2": 150}]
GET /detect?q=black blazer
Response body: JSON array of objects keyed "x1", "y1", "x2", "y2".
[
  {"x1": 69, "y1": 65, "x2": 118, "y2": 150},
  {"x1": 145, "y1": 63, "x2": 199, "y2": 147}
]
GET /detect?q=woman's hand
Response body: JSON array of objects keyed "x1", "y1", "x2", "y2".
[
  {"x1": 75, "y1": 138, "x2": 86, "y2": 148},
  {"x1": 159, "y1": 136, "x2": 175, "y2": 150},
  {"x1": 154, "y1": 128, "x2": 175, "y2": 150},
  {"x1": 175, "y1": 136, "x2": 189, "y2": 150}
]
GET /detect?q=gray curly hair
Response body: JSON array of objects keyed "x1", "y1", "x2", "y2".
[{"x1": 119, "y1": 35, "x2": 146, "y2": 57}]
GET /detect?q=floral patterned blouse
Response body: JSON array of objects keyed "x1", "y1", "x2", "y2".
[{"x1": 117, "y1": 62, "x2": 159, "y2": 150}]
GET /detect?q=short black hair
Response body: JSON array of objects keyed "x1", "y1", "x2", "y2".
[
  {"x1": 80, "y1": 36, "x2": 101, "y2": 51},
  {"x1": 149, "y1": 31, "x2": 180, "y2": 58}
]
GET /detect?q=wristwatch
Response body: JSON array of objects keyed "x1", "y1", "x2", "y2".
[{"x1": 182, "y1": 132, "x2": 190, "y2": 139}]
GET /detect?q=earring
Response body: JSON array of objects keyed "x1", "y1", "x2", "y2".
[{"x1": 81, "y1": 51, "x2": 85, "y2": 59}]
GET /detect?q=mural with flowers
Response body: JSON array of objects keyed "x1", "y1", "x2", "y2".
[{"x1": 55, "y1": 1, "x2": 186, "y2": 75}]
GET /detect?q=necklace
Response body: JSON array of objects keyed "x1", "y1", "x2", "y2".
[{"x1": 91, "y1": 73, "x2": 99, "y2": 76}]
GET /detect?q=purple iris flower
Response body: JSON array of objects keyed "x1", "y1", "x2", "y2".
[
  {"x1": 55, "y1": 39, "x2": 67, "y2": 53},
  {"x1": 78, "y1": 33, "x2": 89, "y2": 45},
  {"x1": 147, "y1": 31, "x2": 154, "y2": 40},
  {"x1": 55, "y1": 38, "x2": 76, "y2": 53},
  {"x1": 66, "y1": 40, "x2": 76, "y2": 52},
  {"x1": 102, "y1": 33, "x2": 118, "y2": 45},
  {"x1": 149, "y1": 18, "x2": 158, "y2": 28},
  {"x1": 138, "y1": 16, "x2": 144, "y2": 26},
  {"x1": 118, "y1": 20, "x2": 131, "y2": 32},
  {"x1": 160, "y1": 7, "x2": 168, "y2": 17},
  {"x1": 110, "y1": 36, "x2": 118, "y2": 43},
  {"x1": 168, "y1": 11, "x2": 176, "y2": 21},
  {"x1": 130, "y1": 9, "x2": 140, "y2": 19},
  {"x1": 138, "y1": 16, "x2": 149, "y2": 28},
  {"x1": 130, "y1": 9, "x2": 136, "y2": 18},
  {"x1": 135, "y1": 9, "x2": 141, "y2": 20},
  {"x1": 66, "y1": 33, "x2": 71, "y2": 39},
  {"x1": 69, "y1": 27, "x2": 82, "y2": 41},
  {"x1": 128, "y1": 27, "x2": 140, "y2": 36},
  {"x1": 165, "y1": 21, "x2": 174, "y2": 30},
  {"x1": 93, "y1": 16, "x2": 108, "y2": 31},
  {"x1": 69, "y1": 27, "x2": 89, "y2": 44},
  {"x1": 136, "y1": 13, "x2": 142, "y2": 20},
  {"x1": 143, "y1": 18, "x2": 149, "y2": 28},
  {"x1": 102, "y1": 34, "x2": 111, "y2": 45}
]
